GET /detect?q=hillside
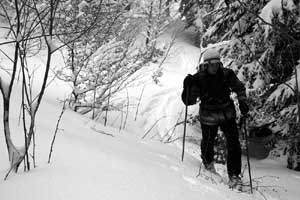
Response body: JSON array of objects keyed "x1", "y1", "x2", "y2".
[{"x1": 1, "y1": 24, "x2": 300, "y2": 200}]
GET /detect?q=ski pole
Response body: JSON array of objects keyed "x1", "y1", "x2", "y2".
[
  {"x1": 243, "y1": 117, "x2": 253, "y2": 194},
  {"x1": 181, "y1": 87, "x2": 189, "y2": 162}
]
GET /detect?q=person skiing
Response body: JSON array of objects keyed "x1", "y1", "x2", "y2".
[{"x1": 181, "y1": 48, "x2": 249, "y2": 188}]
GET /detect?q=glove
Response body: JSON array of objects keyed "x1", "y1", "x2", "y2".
[
  {"x1": 183, "y1": 74, "x2": 195, "y2": 88},
  {"x1": 239, "y1": 100, "x2": 249, "y2": 116}
]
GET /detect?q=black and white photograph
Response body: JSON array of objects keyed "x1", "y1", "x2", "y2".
[{"x1": 0, "y1": 1, "x2": 300, "y2": 200}]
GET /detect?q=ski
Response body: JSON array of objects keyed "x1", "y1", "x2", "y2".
[
  {"x1": 196, "y1": 166, "x2": 226, "y2": 185},
  {"x1": 228, "y1": 178, "x2": 253, "y2": 193},
  {"x1": 197, "y1": 165, "x2": 252, "y2": 193}
]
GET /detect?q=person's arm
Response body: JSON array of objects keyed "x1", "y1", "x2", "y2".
[
  {"x1": 227, "y1": 69, "x2": 249, "y2": 115},
  {"x1": 181, "y1": 74, "x2": 200, "y2": 106}
]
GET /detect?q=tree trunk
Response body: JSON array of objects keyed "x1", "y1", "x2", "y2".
[
  {"x1": 165, "y1": 0, "x2": 171, "y2": 17},
  {"x1": 146, "y1": 1, "x2": 154, "y2": 46},
  {"x1": 3, "y1": 99, "x2": 24, "y2": 172},
  {"x1": 287, "y1": 137, "x2": 300, "y2": 171}
]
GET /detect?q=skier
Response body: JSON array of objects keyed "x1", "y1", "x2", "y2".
[{"x1": 181, "y1": 48, "x2": 249, "y2": 188}]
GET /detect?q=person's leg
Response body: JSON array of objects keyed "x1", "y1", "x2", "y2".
[
  {"x1": 220, "y1": 119, "x2": 241, "y2": 177},
  {"x1": 200, "y1": 123, "x2": 218, "y2": 167}
]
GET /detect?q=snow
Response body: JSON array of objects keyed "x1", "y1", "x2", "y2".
[
  {"x1": 194, "y1": 9, "x2": 205, "y2": 32},
  {"x1": 2, "y1": 93, "x2": 295, "y2": 200},
  {"x1": 1, "y1": 21, "x2": 300, "y2": 200},
  {"x1": 0, "y1": 74, "x2": 10, "y2": 98},
  {"x1": 46, "y1": 36, "x2": 58, "y2": 53},
  {"x1": 76, "y1": 11, "x2": 85, "y2": 18},
  {"x1": 16, "y1": 34, "x2": 22, "y2": 43},
  {"x1": 260, "y1": 0, "x2": 297, "y2": 24},
  {"x1": 78, "y1": 0, "x2": 89, "y2": 12},
  {"x1": 260, "y1": 0, "x2": 297, "y2": 38},
  {"x1": 267, "y1": 63, "x2": 300, "y2": 105}
]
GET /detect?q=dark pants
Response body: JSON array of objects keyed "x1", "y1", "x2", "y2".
[{"x1": 200, "y1": 119, "x2": 241, "y2": 176}]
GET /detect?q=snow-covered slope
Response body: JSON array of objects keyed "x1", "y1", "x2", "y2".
[
  {"x1": 0, "y1": 93, "x2": 286, "y2": 200},
  {"x1": 1, "y1": 22, "x2": 300, "y2": 200}
]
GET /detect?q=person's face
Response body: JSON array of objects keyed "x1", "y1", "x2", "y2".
[{"x1": 206, "y1": 60, "x2": 221, "y2": 75}]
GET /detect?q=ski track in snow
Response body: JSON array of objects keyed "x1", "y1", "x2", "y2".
[
  {"x1": 170, "y1": 165, "x2": 180, "y2": 171},
  {"x1": 182, "y1": 175, "x2": 198, "y2": 185},
  {"x1": 292, "y1": 174, "x2": 300, "y2": 179}
]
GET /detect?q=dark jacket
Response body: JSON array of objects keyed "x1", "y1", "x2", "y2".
[{"x1": 181, "y1": 67, "x2": 246, "y2": 125}]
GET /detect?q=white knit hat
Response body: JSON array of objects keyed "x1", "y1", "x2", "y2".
[{"x1": 202, "y1": 48, "x2": 220, "y2": 62}]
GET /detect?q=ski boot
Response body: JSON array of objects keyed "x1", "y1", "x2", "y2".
[
  {"x1": 228, "y1": 175, "x2": 243, "y2": 190},
  {"x1": 205, "y1": 162, "x2": 217, "y2": 174}
]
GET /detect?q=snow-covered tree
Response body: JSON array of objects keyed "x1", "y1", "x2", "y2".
[
  {"x1": 56, "y1": 0, "x2": 177, "y2": 119},
  {"x1": 55, "y1": 0, "x2": 129, "y2": 112}
]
